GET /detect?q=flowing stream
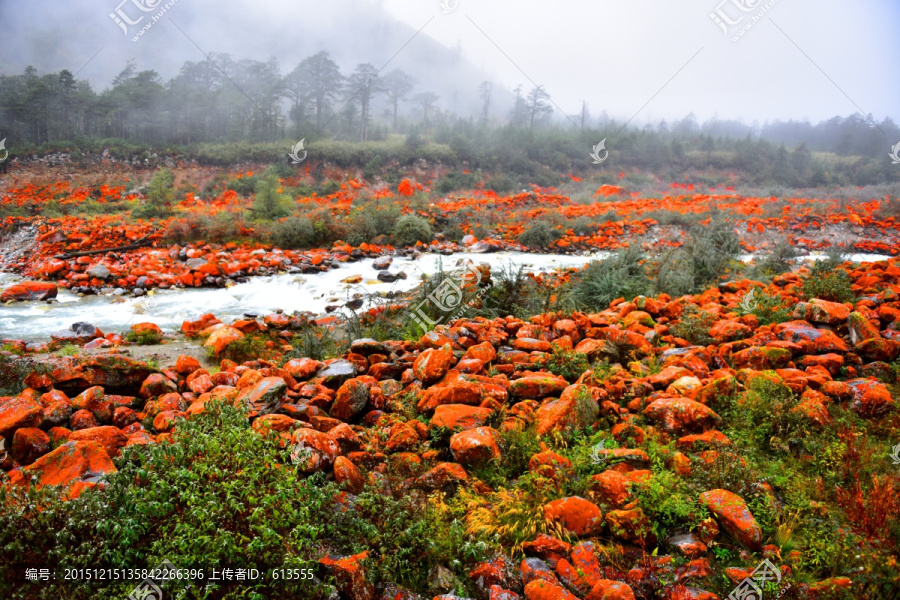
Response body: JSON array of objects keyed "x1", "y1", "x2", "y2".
[{"x1": 0, "y1": 251, "x2": 891, "y2": 341}]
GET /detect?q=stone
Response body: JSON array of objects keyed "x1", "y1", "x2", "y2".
[
  {"x1": 543, "y1": 497, "x2": 604, "y2": 537},
  {"x1": 68, "y1": 426, "x2": 128, "y2": 458},
  {"x1": 510, "y1": 376, "x2": 569, "y2": 400},
  {"x1": 642, "y1": 398, "x2": 721, "y2": 433},
  {"x1": 450, "y1": 426, "x2": 502, "y2": 466},
  {"x1": 0, "y1": 395, "x2": 43, "y2": 438},
  {"x1": 236, "y1": 377, "x2": 287, "y2": 418},
  {"x1": 413, "y1": 344, "x2": 455, "y2": 384},
  {"x1": 698, "y1": 489, "x2": 762, "y2": 550},
  {"x1": 534, "y1": 384, "x2": 599, "y2": 436},
  {"x1": 1, "y1": 281, "x2": 58, "y2": 302},
  {"x1": 203, "y1": 326, "x2": 245, "y2": 355},
  {"x1": 430, "y1": 405, "x2": 493, "y2": 430},
  {"x1": 8, "y1": 440, "x2": 116, "y2": 495}
]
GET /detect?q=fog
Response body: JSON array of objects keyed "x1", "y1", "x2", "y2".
[{"x1": 1, "y1": 0, "x2": 897, "y2": 125}]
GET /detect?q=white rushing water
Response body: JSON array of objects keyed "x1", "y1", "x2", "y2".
[
  {"x1": 0, "y1": 250, "x2": 892, "y2": 341},
  {"x1": 0, "y1": 252, "x2": 607, "y2": 341}
]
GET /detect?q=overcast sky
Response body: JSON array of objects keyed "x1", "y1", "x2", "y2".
[{"x1": 1, "y1": 0, "x2": 897, "y2": 126}]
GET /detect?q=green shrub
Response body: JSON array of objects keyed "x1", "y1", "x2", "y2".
[
  {"x1": 250, "y1": 171, "x2": 293, "y2": 220},
  {"x1": 670, "y1": 305, "x2": 717, "y2": 346},
  {"x1": 536, "y1": 346, "x2": 591, "y2": 382},
  {"x1": 0, "y1": 402, "x2": 330, "y2": 599},
  {"x1": 124, "y1": 329, "x2": 163, "y2": 345},
  {"x1": 801, "y1": 260, "x2": 856, "y2": 303},
  {"x1": 346, "y1": 201, "x2": 401, "y2": 245},
  {"x1": 271, "y1": 216, "x2": 316, "y2": 249},
  {"x1": 518, "y1": 221, "x2": 561, "y2": 249},
  {"x1": 392, "y1": 215, "x2": 433, "y2": 246},
  {"x1": 132, "y1": 169, "x2": 175, "y2": 220},
  {"x1": 568, "y1": 245, "x2": 652, "y2": 311}
]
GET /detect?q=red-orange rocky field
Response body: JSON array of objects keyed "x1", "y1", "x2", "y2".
[{"x1": 1, "y1": 254, "x2": 899, "y2": 599}]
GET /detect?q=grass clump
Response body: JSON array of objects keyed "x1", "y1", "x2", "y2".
[
  {"x1": 801, "y1": 255, "x2": 856, "y2": 303},
  {"x1": 518, "y1": 221, "x2": 561, "y2": 249},
  {"x1": 567, "y1": 245, "x2": 651, "y2": 311},
  {"x1": 536, "y1": 346, "x2": 591, "y2": 382}
]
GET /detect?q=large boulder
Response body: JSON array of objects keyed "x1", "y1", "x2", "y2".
[
  {"x1": 8, "y1": 440, "x2": 116, "y2": 497},
  {"x1": 534, "y1": 384, "x2": 599, "y2": 436},
  {"x1": 698, "y1": 489, "x2": 762, "y2": 550},
  {"x1": 22, "y1": 354, "x2": 156, "y2": 395},
  {"x1": 1, "y1": 281, "x2": 58, "y2": 302}
]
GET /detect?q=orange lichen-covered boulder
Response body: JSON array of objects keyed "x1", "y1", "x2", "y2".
[
  {"x1": 642, "y1": 398, "x2": 721, "y2": 433},
  {"x1": 67, "y1": 425, "x2": 128, "y2": 458},
  {"x1": 204, "y1": 326, "x2": 245, "y2": 355},
  {"x1": 534, "y1": 384, "x2": 599, "y2": 436},
  {"x1": 698, "y1": 489, "x2": 762, "y2": 550},
  {"x1": 543, "y1": 497, "x2": 604, "y2": 537},
  {"x1": 1, "y1": 281, "x2": 57, "y2": 302},
  {"x1": 318, "y1": 551, "x2": 374, "y2": 600},
  {"x1": 413, "y1": 344, "x2": 455, "y2": 384},
  {"x1": 8, "y1": 440, "x2": 116, "y2": 496},
  {"x1": 450, "y1": 426, "x2": 502, "y2": 466},
  {"x1": 524, "y1": 578, "x2": 580, "y2": 600},
  {"x1": 0, "y1": 395, "x2": 44, "y2": 438}
]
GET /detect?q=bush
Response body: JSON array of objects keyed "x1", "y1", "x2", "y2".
[
  {"x1": 392, "y1": 215, "x2": 433, "y2": 246},
  {"x1": 346, "y1": 200, "x2": 401, "y2": 246},
  {"x1": 750, "y1": 239, "x2": 803, "y2": 278},
  {"x1": 518, "y1": 221, "x2": 561, "y2": 249},
  {"x1": 132, "y1": 169, "x2": 175, "y2": 220},
  {"x1": 250, "y1": 169, "x2": 293, "y2": 220},
  {"x1": 801, "y1": 258, "x2": 856, "y2": 303},
  {"x1": 537, "y1": 346, "x2": 591, "y2": 382},
  {"x1": 271, "y1": 216, "x2": 316, "y2": 249},
  {"x1": 670, "y1": 305, "x2": 717, "y2": 346},
  {"x1": 567, "y1": 245, "x2": 652, "y2": 311},
  {"x1": 0, "y1": 402, "x2": 331, "y2": 599}
]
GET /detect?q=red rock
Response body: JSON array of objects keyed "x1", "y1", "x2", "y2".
[
  {"x1": 204, "y1": 326, "x2": 245, "y2": 355},
  {"x1": 465, "y1": 341, "x2": 498, "y2": 363},
  {"x1": 510, "y1": 376, "x2": 569, "y2": 400},
  {"x1": 794, "y1": 298, "x2": 850, "y2": 325},
  {"x1": 676, "y1": 430, "x2": 731, "y2": 452},
  {"x1": 543, "y1": 497, "x2": 603, "y2": 537},
  {"x1": 469, "y1": 555, "x2": 520, "y2": 592},
  {"x1": 70, "y1": 409, "x2": 99, "y2": 430},
  {"x1": 139, "y1": 373, "x2": 178, "y2": 399},
  {"x1": 799, "y1": 353, "x2": 844, "y2": 375},
  {"x1": 112, "y1": 406, "x2": 138, "y2": 429},
  {"x1": 847, "y1": 378, "x2": 895, "y2": 418},
  {"x1": 524, "y1": 579, "x2": 579, "y2": 600},
  {"x1": 236, "y1": 377, "x2": 286, "y2": 418},
  {"x1": 417, "y1": 380, "x2": 483, "y2": 413},
  {"x1": 181, "y1": 313, "x2": 220, "y2": 336},
  {"x1": 11, "y1": 427, "x2": 51, "y2": 464},
  {"x1": 698, "y1": 489, "x2": 762, "y2": 550},
  {"x1": 589, "y1": 470, "x2": 641, "y2": 507},
  {"x1": 413, "y1": 344, "x2": 455, "y2": 384},
  {"x1": 152, "y1": 410, "x2": 185, "y2": 433},
  {"x1": 605, "y1": 508, "x2": 655, "y2": 545},
  {"x1": 709, "y1": 320, "x2": 752, "y2": 343},
  {"x1": 585, "y1": 580, "x2": 636, "y2": 600},
  {"x1": 430, "y1": 404, "x2": 493, "y2": 430},
  {"x1": 130, "y1": 322, "x2": 162, "y2": 336},
  {"x1": 173, "y1": 354, "x2": 201, "y2": 375},
  {"x1": 333, "y1": 456, "x2": 365, "y2": 493},
  {"x1": 283, "y1": 357, "x2": 323, "y2": 381},
  {"x1": 291, "y1": 428, "x2": 340, "y2": 473},
  {"x1": 732, "y1": 346, "x2": 792, "y2": 370},
  {"x1": 415, "y1": 462, "x2": 469, "y2": 494},
  {"x1": 450, "y1": 426, "x2": 502, "y2": 466},
  {"x1": 67, "y1": 425, "x2": 128, "y2": 458},
  {"x1": 522, "y1": 533, "x2": 572, "y2": 575},
  {"x1": 642, "y1": 398, "x2": 721, "y2": 433},
  {"x1": 514, "y1": 338, "x2": 553, "y2": 352},
  {"x1": 318, "y1": 552, "x2": 374, "y2": 600},
  {"x1": 8, "y1": 440, "x2": 115, "y2": 494},
  {"x1": 847, "y1": 311, "x2": 880, "y2": 345},
  {"x1": 534, "y1": 384, "x2": 599, "y2": 436},
  {"x1": 71, "y1": 386, "x2": 112, "y2": 423},
  {"x1": 774, "y1": 321, "x2": 848, "y2": 353},
  {"x1": 384, "y1": 422, "x2": 420, "y2": 453},
  {"x1": 0, "y1": 395, "x2": 43, "y2": 438},
  {"x1": 187, "y1": 373, "x2": 214, "y2": 395},
  {"x1": 647, "y1": 366, "x2": 693, "y2": 389},
  {"x1": 1, "y1": 281, "x2": 58, "y2": 302},
  {"x1": 327, "y1": 423, "x2": 362, "y2": 454},
  {"x1": 331, "y1": 377, "x2": 375, "y2": 422}
]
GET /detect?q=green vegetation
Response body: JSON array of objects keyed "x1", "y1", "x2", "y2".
[
  {"x1": 518, "y1": 221, "x2": 561, "y2": 249},
  {"x1": 392, "y1": 214, "x2": 433, "y2": 246},
  {"x1": 568, "y1": 245, "x2": 651, "y2": 310},
  {"x1": 132, "y1": 169, "x2": 175, "y2": 220}
]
